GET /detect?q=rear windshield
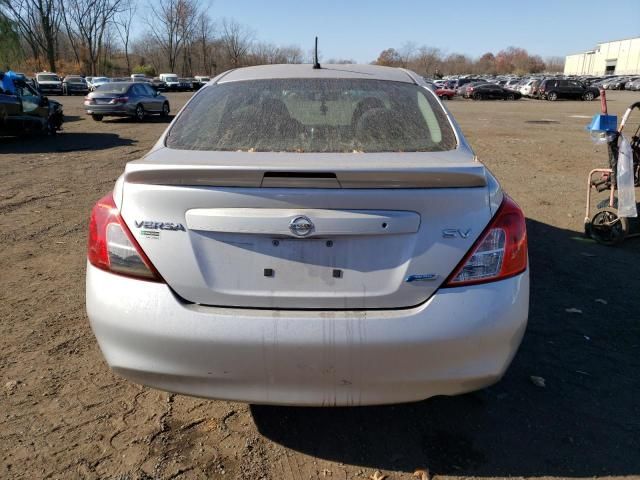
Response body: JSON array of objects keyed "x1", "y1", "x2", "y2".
[
  {"x1": 66, "y1": 77, "x2": 85, "y2": 83},
  {"x1": 95, "y1": 82, "x2": 130, "y2": 94},
  {"x1": 38, "y1": 74, "x2": 59, "y2": 82},
  {"x1": 166, "y1": 78, "x2": 457, "y2": 153}
]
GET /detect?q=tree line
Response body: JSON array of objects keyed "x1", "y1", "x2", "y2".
[
  {"x1": 0, "y1": 0, "x2": 309, "y2": 77},
  {"x1": 0, "y1": 0, "x2": 564, "y2": 77},
  {"x1": 375, "y1": 43, "x2": 564, "y2": 76}
]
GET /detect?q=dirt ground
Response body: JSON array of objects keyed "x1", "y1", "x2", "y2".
[{"x1": 1, "y1": 90, "x2": 639, "y2": 480}]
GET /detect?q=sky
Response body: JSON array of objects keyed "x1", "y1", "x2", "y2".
[{"x1": 203, "y1": 0, "x2": 640, "y2": 62}]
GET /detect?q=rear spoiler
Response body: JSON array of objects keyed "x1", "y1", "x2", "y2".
[{"x1": 124, "y1": 166, "x2": 487, "y2": 188}]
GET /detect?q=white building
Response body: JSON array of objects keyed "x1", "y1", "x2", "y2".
[{"x1": 564, "y1": 36, "x2": 640, "y2": 76}]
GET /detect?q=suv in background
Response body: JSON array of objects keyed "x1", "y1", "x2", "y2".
[
  {"x1": 539, "y1": 79, "x2": 599, "y2": 101},
  {"x1": 35, "y1": 72, "x2": 63, "y2": 95},
  {"x1": 194, "y1": 76, "x2": 210, "y2": 89}
]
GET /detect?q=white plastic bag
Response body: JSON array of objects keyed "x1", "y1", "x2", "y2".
[{"x1": 617, "y1": 135, "x2": 638, "y2": 218}]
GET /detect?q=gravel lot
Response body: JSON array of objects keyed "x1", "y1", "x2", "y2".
[{"x1": 1, "y1": 91, "x2": 639, "y2": 480}]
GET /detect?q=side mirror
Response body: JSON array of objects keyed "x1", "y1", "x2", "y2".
[{"x1": 39, "y1": 96, "x2": 49, "y2": 107}]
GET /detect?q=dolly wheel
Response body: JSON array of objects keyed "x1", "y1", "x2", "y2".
[{"x1": 589, "y1": 208, "x2": 629, "y2": 245}]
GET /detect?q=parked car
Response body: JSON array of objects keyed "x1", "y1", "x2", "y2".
[
  {"x1": 538, "y1": 79, "x2": 599, "y2": 101},
  {"x1": 628, "y1": 79, "x2": 640, "y2": 91},
  {"x1": 177, "y1": 78, "x2": 193, "y2": 91},
  {"x1": 159, "y1": 73, "x2": 180, "y2": 90},
  {"x1": 150, "y1": 78, "x2": 168, "y2": 91},
  {"x1": 89, "y1": 77, "x2": 110, "y2": 91},
  {"x1": 35, "y1": 72, "x2": 63, "y2": 95},
  {"x1": 606, "y1": 77, "x2": 630, "y2": 90},
  {"x1": 624, "y1": 77, "x2": 640, "y2": 90},
  {"x1": 436, "y1": 86, "x2": 456, "y2": 100},
  {"x1": 503, "y1": 79, "x2": 521, "y2": 91},
  {"x1": 457, "y1": 80, "x2": 487, "y2": 98},
  {"x1": 83, "y1": 81, "x2": 170, "y2": 121},
  {"x1": 85, "y1": 64, "x2": 529, "y2": 406},
  {"x1": 519, "y1": 79, "x2": 541, "y2": 98},
  {"x1": 62, "y1": 75, "x2": 89, "y2": 95},
  {"x1": 452, "y1": 77, "x2": 484, "y2": 90},
  {"x1": 194, "y1": 76, "x2": 211, "y2": 89},
  {"x1": 1, "y1": 72, "x2": 63, "y2": 135},
  {"x1": 471, "y1": 83, "x2": 522, "y2": 100}
]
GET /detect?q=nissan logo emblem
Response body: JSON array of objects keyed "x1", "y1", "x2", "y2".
[{"x1": 289, "y1": 215, "x2": 314, "y2": 237}]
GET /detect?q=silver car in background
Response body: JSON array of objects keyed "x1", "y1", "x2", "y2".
[
  {"x1": 86, "y1": 64, "x2": 529, "y2": 406},
  {"x1": 88, "y1": 77, "x2": 110, "y2": 91},
  {"x1": 84, "y1": 81, "x2": 170, "y2": 122}
]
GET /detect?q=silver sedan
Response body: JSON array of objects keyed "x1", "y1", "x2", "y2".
[
  {"x1": 84, "y1": 81, "x2": 170, "y2": 121},
  {"x1": 86, "y1": 64, "x2": 529, "y2": 406}
]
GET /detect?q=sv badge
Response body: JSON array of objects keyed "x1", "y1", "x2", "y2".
[{"x1": 442, "y1": 228, "x2": 472, "y2": 239}]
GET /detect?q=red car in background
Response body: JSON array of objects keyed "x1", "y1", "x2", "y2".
[{"x1": 436, "y1": 87, "x2": 456, "y2": 100}]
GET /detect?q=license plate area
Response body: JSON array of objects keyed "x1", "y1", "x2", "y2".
[{"x1": 191, "y1": 230, "x2": 415, "y2": 296}]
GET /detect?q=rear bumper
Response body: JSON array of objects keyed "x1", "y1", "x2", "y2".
[
  {"x1": 85, "y1": 105, "x2": 132, "y2": 116},
  {"x1": 86, "y1": 263, "x2": 529, "y2": 406}
]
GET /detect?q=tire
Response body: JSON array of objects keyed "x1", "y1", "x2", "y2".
[
  {"x1": 91, "y1": 114, "x2": 103, "y2": 122},
  {"x1": 472, "y1": 92, "x2": 482, "y2": 100},
  {"x1": 583, "y1": 92, "x2": 595, "y2": 101},
  {"x1": 589, "y1": 207, "x2": 629, "y2": 245},
  {"x1": 135, "y1": 104, "x2": 145, "y2": 121},
  {"x1": 547, "y1": 91, "x2": 558, "y2": 101},
  {"x1": 160, "y1": 102, "x2": 170, "y2": 117},
  {"x1": 507, "y1": 94, "x2": 515, "y2": 101}
]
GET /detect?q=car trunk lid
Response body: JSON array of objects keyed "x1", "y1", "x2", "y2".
[{"x1": 119, "y1": 148, "x2": 493, "y2": 309}]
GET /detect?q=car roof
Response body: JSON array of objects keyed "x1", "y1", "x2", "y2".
[{"x1": 217, "y1": 64, "x2": 416, "y2": 84}]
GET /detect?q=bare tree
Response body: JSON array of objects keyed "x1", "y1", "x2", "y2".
[
  {"x1": 195, "y1": 12, "x2": 214, "y2": 75},
  {"x1": 114, "y1": 0, "x2": 136, "y2": 72},
  {"x1": 220, "y1": 18, "x2": 253, "y2": 68},
  {"x1": 412, "y1": 46, "x2": 441, "y2": 77},
  {"x1": 1, "y1": 0, "x2": 62, "y2": 71},
  {"x1": 398, "y1": 41, "x2": 417, "y2": 68},
  {"x1": 145, "y1": 0, "x2": 199, "y2": 73},
  {"x1": 61, "y1": 0, "x2": 124, "y2": 75}
]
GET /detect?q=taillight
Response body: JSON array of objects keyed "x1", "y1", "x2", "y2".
[
  {"x1": 444, "y1": 195, "x2": 527, "y2": 287},
  {"x1": 111, "y1": 96, "x2": 128, "y2": 104},
  {"x1": 84, "y1": 96, "x2": 94, "y2": 104},
  {"x1": 88, "y1": 193, "x2": 163, "y2": 282}
]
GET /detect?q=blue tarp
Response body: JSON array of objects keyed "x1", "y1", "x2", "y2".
[{"x1": 2, "y1": 70, "x2": 17, "y2": 94}]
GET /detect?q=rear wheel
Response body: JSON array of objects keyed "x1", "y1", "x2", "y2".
[
  {"x1": 583, "y1": 91, "x2": 595, "y2": 101},
  {"x1": 507, "y1": 93, "x2": 515, "y2": 100},
  {"x1": 472, "y1": 92, "x2": 483, "y2": 100},
  {"x1": 547, "y1": 91, "x2": 558, "y2": 101},
  {"x1": 135, "y1": 104, "x2": 145, "y2": 121},
  {"x1": 589, "y1": 207, "x2": 629, "y2": 245},
  {"x1": 91, "y1": 114, "x2": 103, "y2": 122}
]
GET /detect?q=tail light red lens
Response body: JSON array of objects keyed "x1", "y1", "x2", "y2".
[
  {"x1": 88, "y1": 193, "x2": 163, "y2": 282},
  {"x1": 444, "y1": 195, "x2": 527, "y2": 287},
  {"x1": 111, "y1": 96, "x2": 128, "y2": 104}
]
